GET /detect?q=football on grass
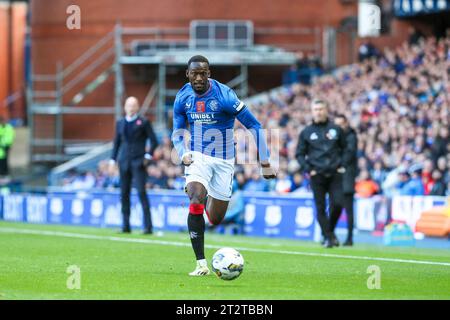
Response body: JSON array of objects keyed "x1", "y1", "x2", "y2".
[{"x1": 211, "y1": 247, "x2": 244, "y2": 280}]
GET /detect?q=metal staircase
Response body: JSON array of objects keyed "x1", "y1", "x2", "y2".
[
  {"x1": 28, "y1": 22, "x2": 302, "y2": 164},
  {"x1": 27, "y1": 28, "x2": 119, "y2": 163}
]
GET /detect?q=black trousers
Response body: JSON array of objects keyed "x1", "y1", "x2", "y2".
[
  {"x1": 0, "y1": 147, "x2": 10, "y2": 176},
  {"x1": 310, "y1": 173, "x2": 343, "y2": 238},
  {"x1": 343, "y1": 193, "x2": 354, "y2": 240},
  {"x1": 119, "y1": 160, "x2": 152, "y2": 232},
  {"x1": 330, "y1": 193, "x2": 354, "y2": 240}
]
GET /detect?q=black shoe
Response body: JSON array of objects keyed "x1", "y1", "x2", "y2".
[
  {"x1": 119, "y1": 228, "x2": 131, "y2": 234},
  {"x1": 343, "y1": 239, "x2": 353, "y2": 246},
  {"x1": 322, "y1": 239, "x2": 333, "y2": 248},
  {"x1": 331, "y1": 234, "x2": 340, "y2": 247},
  {"x1": 142, "y1": 229, "x2": 153, "y2": 235}
]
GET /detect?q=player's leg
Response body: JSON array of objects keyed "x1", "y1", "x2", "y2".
[
  {"x1": 183, "y1": 152, "x2": 214, "y2": 275},
  {"x1": 343, "y1": 193, "x2": 354, "y2": 246},
  {"x1": 206, "y1": 157, "x2": 234, "y2": 226},
  {"x1": 310, "y1": 174, "x2": 332, "y2": 247},
  {"x1": 119, "y1": 166, "x2": 132, "y2": 233},
  {"x1": 205, "y1": 196, "x2": 229, "y2": 226},
  {"x1": 328, "y1": 173, "x2": 344, "y2": 246},
  {"x1": 133, "y1": 161, "x2": 152, "y2": 234},
  {"x1": 185, "y1": 181, "x2": 209, "y2": 275}
]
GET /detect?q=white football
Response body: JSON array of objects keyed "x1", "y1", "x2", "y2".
[{"x1": 211, "y1": 247, "x2": 244, "y2": 281}]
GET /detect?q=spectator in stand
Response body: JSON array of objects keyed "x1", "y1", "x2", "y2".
[
  {"x1": 291, "y1": 172, "x2": 310, "y2": 194},
  {"x1": 408, "y1": 27, "x2": 425, "y2": 46},
  {"x1": 358, "y1": 41, "x2": 378, "y2": 62},
  {"x1": 146, "y1": 165, "x2": 168, "y2": 190},
  {"x1": 274, "y1": 170, "x2": 293, "y2": 193},
  {"x1": 395, "y1": 170, "x2": 410, "y2": 195},
  {"x1": 437, "y1": 156, "x2": 450, "y2": 185},
  {"x1": 429, "y1": 170, "x2": 447, "y2": 196},
  {"x1": 166, "y1": 166, "x2": 185, "y2": 190},
  {"x1": 69, "y1": 171, "x2": 96, "y2": 191},
  {"x1": 400, "y1": 166, "x2": 425, "y2": 196},
  {"x1": 243, "y1": 170, "x2": 268, "y2": 192},
  {"x1": 0, "y1": 116, "x2": 15, "y2": 177},
  {"x1": 54, "y1": 34, "x2": 450, "y2": 197},
  {"x1": 103, "y1": 164, "x2": 120, "y2": 189},
  {"x1": 431, "y1": 127, "x2": 449, "y2": 163},
  {"x1": 370, "y1": 161, "x2": 387, "y2": 188},
  {"x1": 234, "y1": 171, "x2": 247, "y2": 190},
  {"x1": 422, "y1": 159, "x2": 436, "y2": 195},
  {"x1": 355, "y1": 170, "x2": 379, "y2": 198}
]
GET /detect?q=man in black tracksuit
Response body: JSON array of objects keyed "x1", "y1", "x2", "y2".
[
  {"x1": 296, "y1": 99, "x2": 348, "y2": 248},
  {"x1": 110, "y1": 96, "x2": 159, "y2": 234},
  {"x1": 334, "y1": 114, "x2": 358, "y2": 246}
]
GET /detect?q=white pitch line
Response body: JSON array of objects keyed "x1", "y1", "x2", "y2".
[{"x1": 1, "y1": 227, "x2": 450, "y2": 267}]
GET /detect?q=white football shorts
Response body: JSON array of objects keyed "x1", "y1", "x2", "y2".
[{"x1": 184, "y1": 151, "x2": 235, "y2": 201}]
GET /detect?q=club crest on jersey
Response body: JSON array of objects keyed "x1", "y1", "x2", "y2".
[
  {"x1": 196, "y1": 101, "x2": 205, "y2": 113},
  {"x1": 326, "y1": 128, "x2": 337, "y2": 140},
  {"x1": 208, "y1": 99, "x2": 218, "y2": 111},
  {"x1": 310, "y1": 132, "x2": 318, "y2": 140}
]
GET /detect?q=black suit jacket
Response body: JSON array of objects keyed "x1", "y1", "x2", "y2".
[
  {"x1": 111, "y1": 116, "x2": 158, "y2": 168},
  {"x1": 342, "y1": 127, "x2": 358, "y2": 194}
]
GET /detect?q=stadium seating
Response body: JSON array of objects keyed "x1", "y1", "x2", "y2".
[{"x1": 60, "y1": 35, "x2": 449, "y2": 197}]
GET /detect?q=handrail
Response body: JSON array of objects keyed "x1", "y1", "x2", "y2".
[
  {"x1": 122, "y1": 27, "x2": 188, "y2": 35},
  {"x1": 139, "y1": 82, "x2": 159, "y2": 116},
  {"x1": 48, "y1": 142, "x2": 113, "y2": 186},
  {"x1": 32, "y1": 75, "x2": 57, "y2": 82},
  {"x1": 32, "y1": 91, "x2": 58, "y2": 98},
  {"x1": 62, "y1": 47, "x2": 115, "y2": 94},
  {"x1": 61, "y1": 30, "x2": 114, "y2": 78}
]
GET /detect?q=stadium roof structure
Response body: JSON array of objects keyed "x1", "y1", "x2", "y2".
[{"x1": 120, "y1": 47, "x2": 298, "y2": 66}]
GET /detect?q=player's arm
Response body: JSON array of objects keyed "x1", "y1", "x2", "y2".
[
  {"x1": 110, "y1": 120, "x2": 121, "y2": 166},
  {"x1": 341, "y1": 128, "x2": 356, "y2": 170},
  {"x1": 171, "y1": 96, "x2": 192, "y2": 166},
  {"x1": 235, "y1": 108, "x2": 269, "y2": 161},
  {"x1": 336, "y1": 126, "x2": 348, "y2": 173},
  {"x1": 236, "y1": 107, "x2": 276, "y2": 179},
  {"x1": 295, "y1": 129, "x2": 311, "y2": 174},
  {"x1": 145, "y1": 120, "x2": 159, "y2": 157},
  {"x1": 223, "y1": 88, "x2": 275, "y2": 178}
]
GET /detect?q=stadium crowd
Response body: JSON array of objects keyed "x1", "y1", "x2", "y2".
[{"x1": 61, "y1": 33, "x2": 450, "y2": 197}]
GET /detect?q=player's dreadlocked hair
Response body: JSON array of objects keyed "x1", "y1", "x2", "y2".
[{"x1": 188, "y1": 55, "x2": 209, "y2": 67}]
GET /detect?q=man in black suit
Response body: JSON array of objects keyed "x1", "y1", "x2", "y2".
[
  {"x1": 334, "y1": 114, "x2": 358, "y2": 246},
  {"x1": 110, "y1": 96, "x2": 159, "y2": 234}
]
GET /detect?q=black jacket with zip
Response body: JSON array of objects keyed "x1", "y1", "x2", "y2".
[{"x1": 296, "y1": 119, "x2": 348, "y2": 176}]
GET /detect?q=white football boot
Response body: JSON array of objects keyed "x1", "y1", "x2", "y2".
[{"x1": 189, "y1": 259, "x2": 210, "y2": 276}]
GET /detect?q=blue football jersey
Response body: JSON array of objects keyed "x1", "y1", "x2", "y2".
[{"x1": 172, "y1": 79, "x2": 247, "y2": 160}]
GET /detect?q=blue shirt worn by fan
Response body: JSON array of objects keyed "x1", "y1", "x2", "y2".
[{"x1": 172, "y1": 79, "x2": 270, "y2": 161}]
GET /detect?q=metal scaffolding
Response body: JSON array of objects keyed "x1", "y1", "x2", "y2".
[{"x1": 28, "y1": 22, "x2": 314, "y2": 163}]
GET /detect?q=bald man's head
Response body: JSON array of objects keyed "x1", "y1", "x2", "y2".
[{"x1": 124, "y1": 96, "x2": 140, "y2": 117}]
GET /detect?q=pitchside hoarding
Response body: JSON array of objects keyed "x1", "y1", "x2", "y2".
[{"x1": 1, "y1": 191, "x2": 447, "y2": 241}]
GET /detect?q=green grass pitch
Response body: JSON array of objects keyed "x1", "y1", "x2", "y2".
[{"x1": 0, "y1": 221, "x2": 449, "y2": 300}]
